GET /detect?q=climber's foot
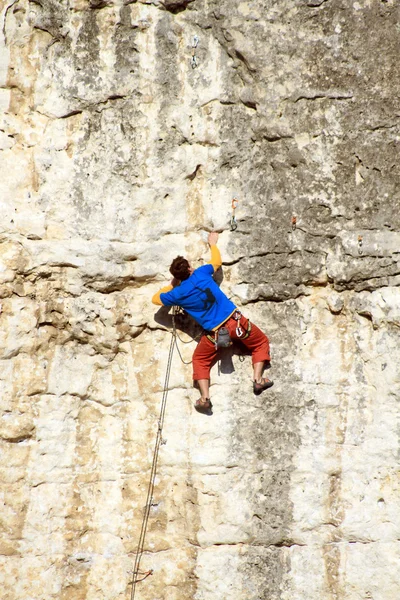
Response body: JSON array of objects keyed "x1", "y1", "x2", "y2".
[
  {"x1": 253, "y1": 378, "x2": 274, "y2": 395},
  {"x1": 194, "y1": 397, "x2": 213, "y2": 415}
]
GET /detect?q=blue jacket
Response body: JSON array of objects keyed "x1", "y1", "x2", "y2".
[{"x1": 160, "y1": 264, "x2": 236, "y2": 331}]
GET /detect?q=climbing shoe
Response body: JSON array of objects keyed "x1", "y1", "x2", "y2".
[
  {"x1": 253, "y1": 378, "x2": 274, "y2": 395},
  {"x1": 194, "y1": 397, "x2": 213, "y2": 415}
]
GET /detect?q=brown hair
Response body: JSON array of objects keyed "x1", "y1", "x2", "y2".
[{"x1": 169, "y1": 256, "x2": 190, "y2": 281}]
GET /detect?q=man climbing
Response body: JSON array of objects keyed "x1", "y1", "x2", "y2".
[{"x1": 152, "y1": 232, "x2": 272, "y2": 413}]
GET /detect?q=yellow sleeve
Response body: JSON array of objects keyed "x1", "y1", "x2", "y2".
[
  {"x1": 209, "y1": 245, "x2": 222, "y2": 271},
  {"x1": 152, "y1": 285, "x2": 173, "y2": 306}
]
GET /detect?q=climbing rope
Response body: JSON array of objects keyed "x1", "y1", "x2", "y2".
[
  {"x1": 171, "y1": 308, "x2": 203, "y2": 365},
  {"x1": 172, "y1": 339, "x2": 192, "y2": 365},
  {"x1": 172, "y1": 309, "x2": 197, "y2": 345},
  {"x1": 130, "y1": 307, "x2": 197, "y2": 597},
  {"x1": 130, "y1": 312, "x2": 177, "y2": 600}
]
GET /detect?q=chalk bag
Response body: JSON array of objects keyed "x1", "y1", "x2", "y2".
[{"x1": 216, "y1": 327, "x2": 232, "y2": 348}]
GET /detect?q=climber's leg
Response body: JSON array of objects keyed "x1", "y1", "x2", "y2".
[
  {"x1": 226, "y1": 314, "x2": 272, "y2": 391},
  {"x1": 253, "y1": 361, "x2": 265, "y2": 382},
  {"x1": 244, "y1": 323, "x2": 273, "y2": 393},
  {"x1": 197, "y1": 379, "x2": 210, "y2": 399},
  {"x1": 240, "y1": 321, "x2": 270, "y2": 367},
  {"x1": 192, "y1": 334, "x2": 218, "y2": 402}
]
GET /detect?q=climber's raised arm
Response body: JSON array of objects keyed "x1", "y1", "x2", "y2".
[
  {"x1": 151, "y1": 283, "x2": 174, "y2": 306},
  {"x1": 208, "y1": 231, "x2": 222, "y2": 272},
  {"x1": 152, "y1": 233, "x2": 221, "y2": 305}
]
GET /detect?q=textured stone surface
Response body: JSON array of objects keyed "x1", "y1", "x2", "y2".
[{"x1": 1, "y1": 0, "x2": 400, "y2": 599}]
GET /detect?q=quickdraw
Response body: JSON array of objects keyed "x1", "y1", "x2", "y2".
[
  {"x1": 231, "y1": 198, "x2": 239, "y2": 231},
  {"x1": 358, "y1": 235, "x2": 363, "y2": 256},
  {"x1": 191, "y1": 35, "x2": 199, "y2": 69},
  {"x1": 134, "y1": 570, "x2": 153, "y2": 584},
  {"x1": 233, "y1": 310, "x2": 251, "y2": 339}
]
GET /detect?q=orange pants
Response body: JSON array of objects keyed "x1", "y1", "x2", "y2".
[{"x1": 192, "y1": 313, "x2": 270, "y2": 380}]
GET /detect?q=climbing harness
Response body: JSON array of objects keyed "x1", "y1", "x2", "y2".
[
  {"x1": 130, "y1": 311, "x2": 177, "y2": 600},
  {"x1": 206, "y1": 311, "x2": 252, "y2": 376},
  {"x1": 231, "y1": 198, "x2": 239, "y2": 231},
  {"x1": 191, "y1": 35, "x2": 199, "y2": 69},
  {"x1": 358, "y1": 234, "x2": 363, "y2": 255},
  {"x1": 206, "y1": 311, "x2": 252, "y2": 349}
]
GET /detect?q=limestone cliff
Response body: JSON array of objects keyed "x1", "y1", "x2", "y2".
[{"x1": 1, "y1": 0, "x2": 400, "y2": 598}]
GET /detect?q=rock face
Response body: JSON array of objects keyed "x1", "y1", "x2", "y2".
[{"x1": 1, "y1": 0, "x2": 400, "y2": 598}]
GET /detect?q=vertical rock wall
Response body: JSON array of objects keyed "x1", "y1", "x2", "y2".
[{"x1": 1, "y1": 0, "x2": 400, "y2": 598}]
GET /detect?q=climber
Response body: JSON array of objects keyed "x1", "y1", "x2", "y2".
[{"x1": 152, "y1": 232, "x2": 273, "y2": 413}]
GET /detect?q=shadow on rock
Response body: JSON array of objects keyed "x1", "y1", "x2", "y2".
[{"x1": 154, "y1": 306, "x2": 202, "y2": 341}]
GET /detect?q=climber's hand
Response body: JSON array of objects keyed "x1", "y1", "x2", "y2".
[{"x1": 208, "y1": 231, "x2": 219, "y2": 246}]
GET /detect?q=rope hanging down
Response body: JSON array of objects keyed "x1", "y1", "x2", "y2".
[
  {"x1": 130, "y1": 311, "x2": 177, "y2": 600},
  {"x1": 172, "y1": 307, "x2": 204, "y2": 365}
]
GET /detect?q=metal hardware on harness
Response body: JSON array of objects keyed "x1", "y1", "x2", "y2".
[
  {"x1": 191, "y1": 35, "x2": 199, "y2": 69},
  {"x1": 233, "y1": 310, "x2": 244, "y2": 338},
  {"x1": 233, "y1": 310, "x2": 252, "y2": 340},
  {"x1": 292, "y1": 215, "x2": 297, "y2": 231},
  {"x1": 233, "y1": 310, "x2": 244, "y2": 337},
  {"x1": 231, "y1": 198, "x2": 239, "y2": 231},
  {"x1": 205, "y1": 311, "x2": 251, "y2": 346},
  {"x1": 358, "y1": 235, "x2": 363, "y2": 255}
]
